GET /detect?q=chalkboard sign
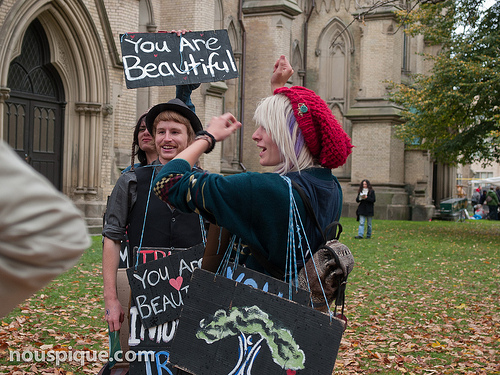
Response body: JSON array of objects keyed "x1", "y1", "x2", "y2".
[
  {"x1": 127, "y1": 305, "x2": 180, "y2": 375},
  {"x1": 128, "y1": 347, "x2": 177, "y2": 375},
  {"x1": 224, "y1": 263, "x2": 311, "y2": 306},
  {"x1": 126, "y1": 243, "x2": 204, "y2": 328},
  {"x1": 120, "y1": 30, "x2": 239, "y2": 88},
  {"x1": 132, "y1": 246, "x2": 184, "y2": 265},
  {"x1": 128, "y1": 306, "x2": 179, "y2": 348},
  {"x1": 169, "y1": 269, "x2": 345, "y2": 375}
]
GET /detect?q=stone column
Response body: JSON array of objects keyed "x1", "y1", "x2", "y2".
[
  {"x1": 73, "y1": 102, "x2": 106, "y2": 233},
  {"x1": 240, "y1": 0, "x2": 302, "y2": 172},
  {"x1": 0, "y1": 87, "x2": 11, "y2": 139},
  {"x1": 345, "y1": 3, "x2": 410, "y2": 220}
]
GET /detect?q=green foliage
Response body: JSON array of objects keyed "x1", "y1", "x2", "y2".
[{"x1": 390, "y1": 0, "x2": 500, "y2": 165}]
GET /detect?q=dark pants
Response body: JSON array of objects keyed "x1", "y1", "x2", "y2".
[{"x1": 488, "y1": 206, "x2": 498, "y2": 220}]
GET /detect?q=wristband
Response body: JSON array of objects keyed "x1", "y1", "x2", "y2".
[{"x1": 195, "y1": 130, "x2": 216, "y2": 154}]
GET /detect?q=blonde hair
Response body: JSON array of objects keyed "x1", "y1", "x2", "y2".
[
  {"x1": 153, "y1": 111, "x2": 195, "y2": 143},
  {"x1": 253, "y1": 94, "x2": 315, "y2": 175}
]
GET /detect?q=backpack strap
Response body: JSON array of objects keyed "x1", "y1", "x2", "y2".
[{"x1": 291, "y1": 180, "x2": 343, "y2": 243}]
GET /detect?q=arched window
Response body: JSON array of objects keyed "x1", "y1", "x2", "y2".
[
  {"x1": 316, "y1": 18, "x2": 354, "y2": 104},
  {"x1": 291, "y1": 40, "x2": 304, "y2": 86},
  {"x1": 316, "y1": 19, "x2": 354, "y2": 176},
  {"x1": 215, "y1": 0, "x2": 224, "y2": 30}
]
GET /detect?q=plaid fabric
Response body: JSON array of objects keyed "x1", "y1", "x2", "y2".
[{"x1": 153, "y1": 174, "x2": 183, "y2": 204}]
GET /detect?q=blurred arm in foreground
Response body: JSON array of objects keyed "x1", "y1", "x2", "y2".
[{"x1": 0, "y1": 140, "x2": 90, "y2": 317}]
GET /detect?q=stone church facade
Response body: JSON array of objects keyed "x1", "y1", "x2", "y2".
[{"x1": 0, "y1": 0, "x2": 456, "y2": 231}]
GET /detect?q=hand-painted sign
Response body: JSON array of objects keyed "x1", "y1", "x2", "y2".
[
  {"x1": 127, "y1": 305, "x2": 179, "y2": 375},
  {"x1": 120, "y1": 30, "x2": 239, "y2": 88},
  {"x1": 126, "y1": 243, "x2": 204, "y2": 328},
  {"x1": 129, "y1": 348, "x2": 175, "y2": 375},
  {"x1": 132, "y1": 246, "x2": 181, "y2": 266},
  {"x1": 225, "y1": 263, "x2": 311, "y2": 306},
  {"x1": 169, "y1": 269, "x2": 345, "y2": 375}
]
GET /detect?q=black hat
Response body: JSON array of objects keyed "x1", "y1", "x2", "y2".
[{"x1": 145, "y1": 98, "x2": 203, "y2": 135}]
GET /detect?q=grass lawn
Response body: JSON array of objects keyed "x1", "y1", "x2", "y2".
[
  {"x1": 0, "y1": 218, "x2": 499, "y2": 374},
  {"x1": 338, "y1": 218, "x2": 500, "y2": 374}
]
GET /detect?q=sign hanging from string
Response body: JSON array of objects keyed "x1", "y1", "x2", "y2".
[{"x1": 120, "y1": 30, "x2": 239, "y2": 88}]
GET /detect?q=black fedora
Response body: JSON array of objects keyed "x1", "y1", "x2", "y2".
[{"x1": 145, "y1": 98, "x2": 203, "y2": 135}]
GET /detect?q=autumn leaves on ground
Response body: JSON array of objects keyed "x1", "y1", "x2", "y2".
[{"x1": 1, "y1": 218, "x2": 499, "y2": 374}]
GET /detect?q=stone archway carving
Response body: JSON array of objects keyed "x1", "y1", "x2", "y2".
[
  {"x1": 316, "y1": 18, "x2": 354, "y2": 177},
  {"x1": 315, "y1": 17, "x2": 354, "y2": 104},
  {"x1": 0, "y1": 0, "x2": 110, "y2": 199}
]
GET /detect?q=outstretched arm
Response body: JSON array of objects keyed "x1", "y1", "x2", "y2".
[
  {"x1": 271, "y1": 55, "x2": 294, "y2": 93},
  {"x1": 171, "y1": 113, "x2": 241, "y2": 168}
]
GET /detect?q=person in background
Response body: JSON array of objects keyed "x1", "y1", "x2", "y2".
[
  {"x1": 471, "y1": 188, "x2": 481, "y2": 213},
  {"x1": 486, "y1": 186, "x2": 499, "y2": 220},
  {"x1": 102, "y1": 97, "x2": 205, "y2": 332},
  {"x1": 355, "y1": 179, "x2": 376, "y2": 239},
  {"x1": 496, "y1": 186, "x2": 500, "y2": 220},
  {"x1": 0, "y1": 141, "x2": 90, "y2": 317},
  {"x1": 479, "y1": 189, "x2": 488, "y2": 205}
]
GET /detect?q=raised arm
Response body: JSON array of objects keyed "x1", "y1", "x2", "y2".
[
  {"x1": 171, "y1": 113, "x2": 241, "y2": 168},
  {"x1": 271, "y1": 55, "x2": 294, "y2": 93}
]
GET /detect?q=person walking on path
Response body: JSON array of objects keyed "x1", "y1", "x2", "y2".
[{"x1": 355, "y1": 179, "x2": 376, "y2": 239}]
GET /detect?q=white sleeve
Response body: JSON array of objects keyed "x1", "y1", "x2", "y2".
[{"x1": 0, "y1": 141, "x2": 90, "y2": 317}]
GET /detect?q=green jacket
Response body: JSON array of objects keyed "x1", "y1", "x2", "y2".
[
  {"x1": 486, "y1": 190, "x2": 499, "y2": 206},
  {"x1": 153, "y1": 159, "x2": 343, "y2": 274}
]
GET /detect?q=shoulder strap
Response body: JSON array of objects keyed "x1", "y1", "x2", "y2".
[{"x1": 291, "y1": 180, "x2": 342, "y2": 243}]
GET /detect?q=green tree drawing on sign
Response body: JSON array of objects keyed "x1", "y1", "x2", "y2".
[{"x1": 196, "y1": 305, "x2": 305, "y2": 375}]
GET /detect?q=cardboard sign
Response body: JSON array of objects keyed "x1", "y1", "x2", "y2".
[
  {"x1": 126, "y1": 243, "x2": 204, "y2": 328},
  {"x1": 128, "y1": 347, "x2": 176, "y2": 375},
  {"x1": 128, "y1": 306, "x2": 179, "y2": 348},
  {"x1": 169, "y1": 269, "x2": 345, "y2": 375},
  {"x1": 224, "y1": 263, "x2": 311, "y2": 306},
  {"x1": 127, "y1": 305, "x2": 179, "y2": 375},
  {"x1": 120, "y1": 30, "x2": 239, "y2": 88},
  {"x1": 132, "y1": 246, "x2": 182, "y2": 266}
]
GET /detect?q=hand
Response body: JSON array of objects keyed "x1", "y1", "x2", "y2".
[
  {"x1": 271, "y1": 55, "x2": 294, "y2": 92},
  {"x1": 105, "y1": 298, "x2": 125, "y2": 332},
  {"x1": 206, "y1": 113, "x2": 242, "y2": 142},
  {"x1": 158, "y1": 29, "x2": 191, "y2": 36}
]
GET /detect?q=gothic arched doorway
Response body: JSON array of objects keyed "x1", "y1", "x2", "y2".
[{"x1": 4, "y1": 19, "x2": 65, "y2": 189}]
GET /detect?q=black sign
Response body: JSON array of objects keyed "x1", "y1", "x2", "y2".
[
  {"x1": 126, "y1": 243, "x2": 204, "y2": 329},
  {"x1": 132, "y1": 246, "x2": 183, "y2": 266},
  {"x1": 169, "y1": 269, "x2": 345, "y2": 375},
  {"x1": 224, "y1": 263, "x2": 311, "y2": 306},
  {"x1": 128, "y1": 347, "x2": 176, "y2": 375},
  {"x1": 120, "y1": 30, "x2": 239, "y2": 88}
]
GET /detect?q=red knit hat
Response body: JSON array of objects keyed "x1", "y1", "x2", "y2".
[{"x1": 274, "y1": 86, "x2": 353, "y2": 169}]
